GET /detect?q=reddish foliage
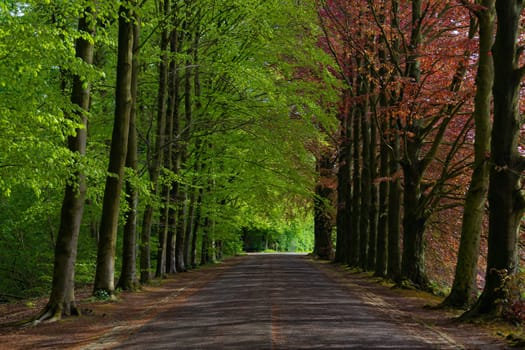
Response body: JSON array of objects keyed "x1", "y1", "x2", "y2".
[{"x1": 318, "y1": 0, "x2": 486, "y2": 286}]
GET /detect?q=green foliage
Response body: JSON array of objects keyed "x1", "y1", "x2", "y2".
[
  {"x1": 0, "y1": 185, "x2": 99, "y2": 299},
  {"x1": 241, "y1": 219, "x2": 314, "y2": 253},
  {"x1": 0, "y1": 188, "x2": 56, "y2": 298},
  {"x1": 92, "y1": 289, "x2": 111, "y2": 301},
  {"x1": 0, "y1": 0, "x2": 337, "y2": 300}
]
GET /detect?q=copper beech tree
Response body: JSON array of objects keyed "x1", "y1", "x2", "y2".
[
  {"x1": 318, "y1": 0, "x2": 474, "y2": 289},
  {"x1": 465, "y1": 0, "x2": 525, "y2": 317}
]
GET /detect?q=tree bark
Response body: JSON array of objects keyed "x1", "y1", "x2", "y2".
[
  {"x1": 443, "y1": 0, "x2": 494, "y2": 308},
  {"x1": 93, "y1": 2, "x2": 135, "y2": 296},
  {"x1": 387, "y1": 128, "x2": 401, "y2": 282},
  {"x1": 465, "y1": 0, "x2": 525, "y2": 317},
  {"x1": 166, "y1": 24, "x2": 184, "y2": 275},
  {"x1": 385, "y1": 0, "x2": 402, "y2": 282},
  {"x1": 367, "y1": 104, "x2": 379, "y2": 271},
  {"x1": 359, "y1": 77, "x2": 371, "y2": 270},
  {"x1": 375, "y1": 121, "x2": 389, "y2": 277},
  {"x1": 140, "y1": 0, "x2": 170, "y2": 285},
  {"x1": 37, "y1": 9, "x2": 94, "y2": 322},
  {"x1": 335, "y1": 99, "x2": 352, "y2": 263},
  {"x1": 314, "y1": 152, "x2": 335, "y2": 259},
  {"x1": 118, "y1": 16, "x2": 141, "y2": 291},
  {"x1": 350, "y1": 106, "x2": 361, "y2": 266}
]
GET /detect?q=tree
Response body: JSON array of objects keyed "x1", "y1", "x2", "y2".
[
  {"x1": 465, "y1": 0, "x2": 525, "y2": 316},
  {"x1": 313, "y1": 150, "x2": 335, "y2": 259},
  {"x1": 117, "y1": 13, "x2": 141, "y2": 291},
  {"x1": 93, "y1": 0, "x2": 136, "y2": 296},
  {"x1": 443, "y1": 0, "x2": 495, "y2": 309},
  {"x1": 36, "y1": 6, "x2": 95, "y2": 322},
  {"x1": 140, "y1": 0, "x2": 171, "y2": 285}
]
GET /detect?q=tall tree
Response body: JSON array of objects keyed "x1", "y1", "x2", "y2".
[
  {"x1": 386, "y1": 0, "x2": 402, "y2": 283},
  {"x1": 313, "y1": 150, "x2": 335, "y2": 259},
  {"x1": 443, "y1": 0, "x2": 495, "y2": 309},
  {"x1": 93, "y1": 0, "x2": 136, "y2": 296},
  {"x1": 36, "y1": 7, "x2": 94, "y2": 322},
  {"x1": 140, "y1": 0, "x2": 171, "y2": 285},
  {"x1": 334, "y1": 92, "x2": 352, "y2": 263},
  {"x1": 398, "y1": 1, "x2": 471, "y2": 289},
  {"x1": 117, "y1": 13, "x2": 141, "y2": 291},
  {"x1": 466, "y1": 0, "x2": 525, "y2": 316}
]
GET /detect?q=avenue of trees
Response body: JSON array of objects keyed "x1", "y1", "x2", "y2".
[
  {"x1": 2, "y1": 0, "x2": 525, "y2": 326},
  {"x1": 0, "y1": 0, "x2": 337, "y2": 321},
  {"x1": 315, "y1": 0, "x2": 525, "y2": 320}
]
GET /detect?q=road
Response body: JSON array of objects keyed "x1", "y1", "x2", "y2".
[{"x1": 112, "y1": 254, "x2": 504, "y2": 349}]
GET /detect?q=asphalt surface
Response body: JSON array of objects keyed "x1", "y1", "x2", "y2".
[{"x1": 112, "y1": 254, "x2": 493, "y2": 349}]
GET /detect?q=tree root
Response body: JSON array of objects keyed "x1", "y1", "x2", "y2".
[{"x1": 31, "y1": 302, "x2": 81, "y2": 326}]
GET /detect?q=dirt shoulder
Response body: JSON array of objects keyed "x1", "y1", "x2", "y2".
[
  {"x1": 0, "y1": 257, "x2": 242, "y2": 350},
  {"x1": 308, "y1": 257, "x2": 515, "y2": 349}
]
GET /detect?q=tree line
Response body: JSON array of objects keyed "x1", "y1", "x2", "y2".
[
  {"x1": 312, "y1": 0, "x2": 525, "y2": 319},
  {"x1": 0, "y1": 0, "x2": 336, "y2": 322},
  {"x1": 3, "y1": 0, "x2": 524, "y2": 326}
]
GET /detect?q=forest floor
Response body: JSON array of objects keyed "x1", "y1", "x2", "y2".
[{"x1": 0, "y1": 254, "x2": 520, "y2": 349}]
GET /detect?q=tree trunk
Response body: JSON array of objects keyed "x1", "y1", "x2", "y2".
[
  {"x1": 375, "y1": 49, "x2": 390, "y2": 276},
  {"x1": 375, "y1": 124, "x2": 389, "y2": 277},
  {"x1": 167, "y1": 206, "x2": 178, "y2": 273},
  {"x1": 190, "y1": 188, "x2": 204, "y2": 267},
  {"x1": 188, "y1": 26, "x2": 202, "y2": 269},
  {"x1": 37, "y1": 10, "x2": 94, "y2": 322},
  {"x1": 140, "y1": 0, "x2": 171, "y2": 285},
  {"x1": 155, "y1": 187, "x2": 170, "y2": 278},
  {"x1": 200, "y1": 217, "x2": 211, "y2": 265},
  {"x1": 181, "y1": 24, "x2": 194, "y2": 268},
  {"x1": 335, "y1": 102, "x2": 352, "y2": 264},
  {"x1": 118, "y1": 16, "x2": 141, "y2": 291},
  {"x1": 359, "y1": 80, "x2": 371, "y2": 270},
  {"x1": 401, "y1": 173, "x2": 430, "y2": 288},
  {"x1": 387, "y1": 122, "x2": 401, "y2": 282},
  {"x1": 93, "y1": 3, "x2": 135, "y2": 296},
  {"x1": 350, "y1": 107, "x2": 361, "y2": 266},
  {"x1": 466, "y1": 0, "x2": 525, "y2": 317},
  {"x1": 386, "y1": 0, "x2": 402, "y2": 283},
  {"x1": 367, "y1": 105, "x2": 379, "y2": 271},
  {"x1": 443, "y1": 0, "x2": 494, "y2": 308},
  {"x1": 157, "y1": 22, "x2": 181, "y2": 277},
  {"x1": 399, "y1": 0, "x2": 432, "y2": 289},
  {"x1": 314, "y1": 152, "x2": 335, "y2": 259},
  {"x1": 175, "y1": 200, "x2": 187, "y2": 272}
]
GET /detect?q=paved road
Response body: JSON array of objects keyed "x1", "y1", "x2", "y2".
[{"x1": 113, "y1": 254, "x2": 490, "y2": 349}]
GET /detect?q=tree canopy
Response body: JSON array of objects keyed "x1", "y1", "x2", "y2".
[{"x1": 3, "y1": 0, "x2": 525, "y2": 327}]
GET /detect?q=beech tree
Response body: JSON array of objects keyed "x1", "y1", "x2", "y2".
[
  {"x1": 319, "y1": 0, "x2": 475, "y2": 288},
  {"x1": 93, "y1": 0, "x2": 136, "y2": 297},
  {"x1": 117, "y1": 13, "x2": 141, "y2": 291},
  {"x1": 466, "y1": 0, "x2": 525, "y2": 316},
  {"x1": 37, "y1": 6, "x2": 95, "y2": 322},
  {"x1": 443, "y1": 0, "x2": 495, "y2": 309},
  {"x1": 0, "y1": 0, "x2": 335, "y2": 307}
]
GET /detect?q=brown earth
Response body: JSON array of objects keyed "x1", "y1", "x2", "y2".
[
  {"x1": 0, "y1": 254, "x2": 518, "y2": 349},
  {"x1": 0, "y1": 258, "x2": 241, "y2": 350}
]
